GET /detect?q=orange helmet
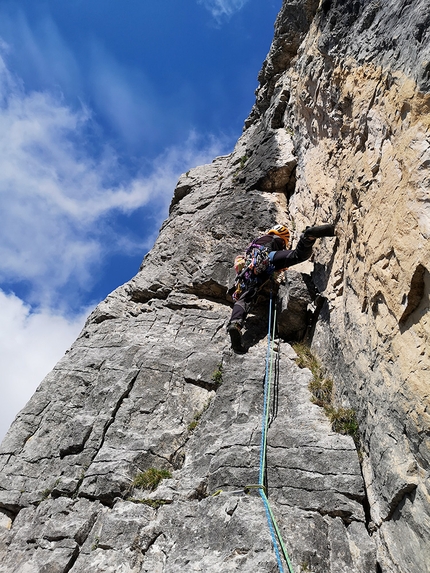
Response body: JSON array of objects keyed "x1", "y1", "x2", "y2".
[{"x1": 267, "y1": 224, "x2": 290, "y2": 246}]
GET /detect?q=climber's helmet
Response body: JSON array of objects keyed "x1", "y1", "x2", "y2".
[{"x1": 267, "y1": 224, "x2": 290, "y2": 247}]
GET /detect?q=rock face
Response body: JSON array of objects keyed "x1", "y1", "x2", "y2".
[{"x1": 1, "y1": 1, "x2": 429, "y2": 572}]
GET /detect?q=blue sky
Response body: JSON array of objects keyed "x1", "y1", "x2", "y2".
[{"x1": 0, "y1": 0, "x2": 282, "y2": 440}]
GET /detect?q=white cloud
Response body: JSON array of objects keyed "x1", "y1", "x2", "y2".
[
  {"x1": 0, "y1": 50, "x2": 231, "y2": 308},
  {"x1": 0, "y1": 289, "x2": 89, "y2": 443},
  {"x1": 198, "y1": 0, "x2": 250, "y2": 19}
]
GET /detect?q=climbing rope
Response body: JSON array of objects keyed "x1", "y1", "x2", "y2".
[
  {"x1": 213, "y1": 287, "x2": 294, "y2": 571},
  {"x1": 258, "y1": 289, "x2": 295, "y2": 573}
]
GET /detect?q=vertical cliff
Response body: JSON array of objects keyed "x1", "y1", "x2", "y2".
[
  {"x1": 249, "y1": 1, "x2": 430, "y2": 570},
  {"x1": 0, "y1": 1, "x2": 429, "y2": 572}
]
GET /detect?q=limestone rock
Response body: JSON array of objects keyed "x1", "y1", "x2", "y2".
[
  {"x1": 1, "y1": 0, "x2": 430, "y2": 572},
  {"x1": 277, "y1": 270, "x2": 316, "y2": 341}
]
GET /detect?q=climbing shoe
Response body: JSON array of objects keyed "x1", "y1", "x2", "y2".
[
  {"x1": 303, "y1": 224, "x2": 336, "y2": 239},
  {"x1": 227, "y1": 322, "x2": 246, "y2": 354}
]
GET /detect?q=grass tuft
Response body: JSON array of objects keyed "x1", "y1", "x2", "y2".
[
  {"x1": 211, "y1": 364, "x2": 223, "y2": 386},
  {"x1": 133, "y1": 468, "x2": 172, "y2": 491},
  {"x1": 292, "y1": 342, "x2": 322, "y2": 381},
  {"x1": 128, "y1": 498, "x2": 171, "y2": 509},
  {"x1": 326, "y1": 406, "x2": 359, "y2": 446},
  {"x1": 308, "y1": 378, "x2": 333, "y2": 407},
  {"x1": 292, "y1": 343, "x2": 360, "y2": 447}
]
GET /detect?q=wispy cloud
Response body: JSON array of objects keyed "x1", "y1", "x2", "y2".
[
  {"x1": 88, "y1": 41, "x2": 162, "y2": 150},
  {"x1": 0, "y1": 50, "x2": 231, "y2": 310},
  {"x1": 0, "y1": 8, "x2": 82, "y2": 99},
  {"x1": 0, "y1": 8, "x2": 178, "y2": 154},
  {"x1": 198, "y1": 0, "x2": 250, "y2": 19}
]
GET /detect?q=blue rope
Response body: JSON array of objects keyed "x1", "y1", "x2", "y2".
[
  {"x1": 259, "y1": 291, "x2": 273, "y2": 484},
  {"x1": 259, "y1": 488, "x2": 285, "y2": 573},
  {"x1": 258, "y1": 290, "x2": 295, "y2": 573}
]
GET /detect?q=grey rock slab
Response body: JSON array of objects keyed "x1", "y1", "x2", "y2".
[
  {"x1": 69, "y1": 497, "x2": 280, "y2": 573},
  {"x1": 0, "y1": 292, "x2": 373, "y2": 571},
  {"x1": 263, "y1": 350, "x2": 365, "y2": 523},
  {"x1": 271, "y1": 505, "x2": 377, "y2": 573},
  {"x1": 236, "y1": 124, "x2": 297, "y2": 192},
  {"x1": 377, "y1": 482, "x2": 430, "y2": 573},
  {"x1": 0, "y1": 497, "x2": 101, "y2": 573},
  {"x1": 0, "y1": 297, "x2": 232, "y2": 509}
]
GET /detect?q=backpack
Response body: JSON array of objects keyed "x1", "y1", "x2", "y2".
[{"x1": 231, "y1": 240, "x2": 276, "y2": 301}]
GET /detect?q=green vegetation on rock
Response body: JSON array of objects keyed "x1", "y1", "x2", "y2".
[
  {"x1": 293, "y1": 343, "x2": 359, "y2": 447},
  {"x1": 132, "y1": 468, "x2": 172, "y2": 491}
]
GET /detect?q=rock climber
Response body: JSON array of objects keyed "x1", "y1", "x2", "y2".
[{"x1": 227, "y1": 223, "x2": 336, "y2": 352}]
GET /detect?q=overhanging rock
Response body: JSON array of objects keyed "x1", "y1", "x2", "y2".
[{"x1": 277, "y1": 270, "x2": 316, "y2": 341}]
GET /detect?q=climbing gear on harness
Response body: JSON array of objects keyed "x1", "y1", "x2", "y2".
[
  {"x1": 246, "y1": 242, "x2": 275, "y2": 275},
  {"x1": 303, "y1": 223, "x2": 335, "y2": 239},
  {"x1": 231, "y1": 242, "x2": 276, "y2": 302},
  {"x1": 267, "y1": 224, "x2": 290, "y2": 246},
  {"x1": 227, "y1": 321, "x2": 246, "y2": 354}
]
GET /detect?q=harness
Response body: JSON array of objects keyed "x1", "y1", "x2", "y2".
[{"x1": 232, "y1": 240, "x2": 276, "y2": 302}]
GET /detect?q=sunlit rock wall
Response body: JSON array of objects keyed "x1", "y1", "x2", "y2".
[{"x1": 245, "y1": 0, "x2": 430, "y2": 570}]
